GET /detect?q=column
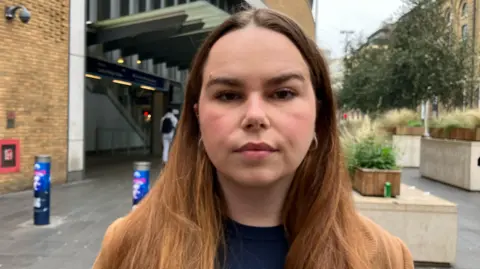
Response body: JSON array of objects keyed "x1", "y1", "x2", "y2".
[
  {"x1": 88, "y1": 0, "x2": 97, "y2": 21},
  {"x1": 110, "y1": 0, "x2": 121, "y2": 61},
  {"x1": 87, "y1": 0, "x2": 101, "y2": 57},
  {"x1": 67, "y1": 0, "x2": 87, "y2": 182},
  {"x1": 145, "y1": 0, "x2": 155, "y2": 73},
  {"x1": 127, "y1": 0, "x2": 139, "y2": 68}
]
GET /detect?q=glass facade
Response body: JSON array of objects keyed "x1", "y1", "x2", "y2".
[
  {"x1": 87, "y1": 0, "x2": 239, "y2": 85},
  {"x1": 86, "y1": 0, "x2": 242, "y2": 105}
]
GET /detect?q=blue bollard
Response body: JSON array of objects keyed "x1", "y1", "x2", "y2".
[
  {"x1": 33, "y1": 155, "x2": 51, "y2": 226},
  {"x1": 132, "y1": 161, "x2": 151, "y2": 210}
]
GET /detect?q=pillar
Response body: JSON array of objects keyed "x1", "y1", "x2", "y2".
[{"x1": 67, "y1": 0, "x2": 87, "y2": 181}]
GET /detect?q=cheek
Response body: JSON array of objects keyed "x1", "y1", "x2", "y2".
[
  {"x1": 198, "y1": 102, "x2": 235, "y2": 150},
  {"x1": 281, "y1": 108, "x2": 316, "y2": 150}
]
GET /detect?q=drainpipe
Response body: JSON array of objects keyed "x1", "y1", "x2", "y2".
[{"x1": 473, "y1": 0, "x2": 479, "y2": 108}]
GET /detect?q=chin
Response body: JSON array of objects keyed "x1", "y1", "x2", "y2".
[{"x1": 227, "y1": 168, "x2": 287, "y2": 188}]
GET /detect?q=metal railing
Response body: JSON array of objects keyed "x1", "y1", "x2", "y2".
[
  {"x1": 87, "y1": 78, "x2": 151, "y2": 147},
  {"x1": 95, "y1": 128, "x2": 147, "y2": 155}
]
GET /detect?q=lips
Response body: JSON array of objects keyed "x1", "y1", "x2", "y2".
[{"x1": 235, "y1": 142, "x2": 277, "y2": 152}]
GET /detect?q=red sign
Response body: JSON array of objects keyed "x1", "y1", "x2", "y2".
[
  {"x1": 4, "y1": 149, "x2": 13, "y2": 161},
  {"x1": 0, "y1": 139, "x2": 20, "y2": 173}
]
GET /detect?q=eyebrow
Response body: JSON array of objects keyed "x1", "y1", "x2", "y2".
[
  {"x1": 205, "y1": 72, "x2": 306, "y2": 89},
  {"x1": 265, "y1": 72, "x2": 305, "y2": 87},
  {"x1": 205, "y1": 76, "x2": 243, "y2": 89}
]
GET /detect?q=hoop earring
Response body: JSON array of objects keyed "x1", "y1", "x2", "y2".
[
  {"x1": 310, "y1": 135, "x2": 318, "y2": 151},
  {"x1": 198, "y1": 136, "x2": 203, "y2": 149}
]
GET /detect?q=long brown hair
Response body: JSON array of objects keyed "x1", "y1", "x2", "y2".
[{"x1": 103, "y1": 8, "x2": 368, "y2": 269}]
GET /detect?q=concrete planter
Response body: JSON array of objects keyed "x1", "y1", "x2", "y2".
[
  {"x1": 420, "y1": 137, "x2": 480, "y2": 191},
  {"x1": 393, "y1": 135, "x2": 421, "y2": 168},
  {"x1": 353, "y1": 168, "x2": 401, "y2": 197},
  {"x1": 429, "y1": 127, "x2": 447, "y2": 139},
  {"x1": 355, "y1": 184, "x2": 458, "y2": 265},
  {"x1": 394, "y1": 126, "x2": 425, "y2": 136}
]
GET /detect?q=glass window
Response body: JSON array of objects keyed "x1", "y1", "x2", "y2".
[
  {"x1": 445, "y1": 10, "x2": 451, "y2": 25},
  {"x1": 178, "y1": 0, "x2": 187, "y2": 4},
  {"x1": 461, "y1": 3, "x2": 468, "y2": 17},
  {"x1": 153, "y1": 0, "x2": 161, "y2": 9},
  {"x1": 86, "y1": 0, "x2": 90, "y2": 21},
  {"x1": 172, "y1": 84, "x2": 184, "y2": 104},
  {"x1": 219, "y1": 0, "x2": 226, "y2": 10},
  {"x1": 139, "y1": 0, "x2": 147, "y2": 12},
  {"x1": 120, "y1": 0, "x2": 130, "y2": 16},
  {"x1": 166, "y1": 0, "x2": 175, "y2": 7},
  {"x1": 462, "y1": 24, "x2": 468, "y2": 41},
  {"x1": 97, "y1": 0, "x2": 110, "y2": 20}
]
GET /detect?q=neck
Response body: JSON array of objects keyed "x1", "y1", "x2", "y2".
[{"x1": 217, "y1": 173, "x2": 292, "y2": 227}]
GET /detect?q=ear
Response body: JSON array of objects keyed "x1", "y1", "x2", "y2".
[{"x1": 193, "y1": 103, "x2": 199, "y2": 119}]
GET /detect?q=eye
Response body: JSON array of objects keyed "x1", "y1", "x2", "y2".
[
  {"x1": 272, "y1": 88, "x2": 297, "y2": 100},
  {"x1": 215, "y1": 91, "x2": 242, "y2": 101}
]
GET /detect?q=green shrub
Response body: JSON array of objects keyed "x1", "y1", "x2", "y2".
[
  {"x1": 346, "y1": 136, "x2": 398, "y2": 176},
  {"x1": 407, "y1": 120, "x2": 423, "y2": 127}
]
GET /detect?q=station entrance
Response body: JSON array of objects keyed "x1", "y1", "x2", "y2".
[
  {"x1": 82, "y1": 1, "x2": 230, "y2": 176},
  {"x1": 83, "y1": 57, "x2": 181, "y2": 175}
]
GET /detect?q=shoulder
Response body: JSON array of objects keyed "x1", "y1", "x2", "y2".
[
  {"x1": 357, "y1": 214, "x2": 414, "y2": 269},
  {"x1": 92, "y1": 217, "x2": 128, "y2": 269}
]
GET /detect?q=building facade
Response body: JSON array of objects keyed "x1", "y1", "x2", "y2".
[
  {"x1": 0, "y1": 0, "x2": 70, "y2": 193},
  {"x1": 0, "y1": 0, "x2": 314, "y2": 194}
]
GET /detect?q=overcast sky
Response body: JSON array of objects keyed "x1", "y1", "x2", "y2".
[{"x1": 315, "y1": 0, "x2": 404, "y2": 59}]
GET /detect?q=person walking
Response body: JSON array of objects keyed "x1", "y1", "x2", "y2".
[{"x1": 160, "y1": 108, "x2": 178, "y2": 165}]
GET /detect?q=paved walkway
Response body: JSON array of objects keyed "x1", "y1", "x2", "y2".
[
  {"x1": 0, "y1": 158, "x2": 163, "y2": 269},
  {"x1": 0, "y1": 166, "x2": 478, "y2": 269},
  {"x1": 401, "y1": 169, "x2": 480, "y2": 269}
]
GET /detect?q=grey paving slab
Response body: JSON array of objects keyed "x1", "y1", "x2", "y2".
[
  {"x1": 0, "y1": 157, "x2": 162, "y2": 269},
  {"x1": 401, "y1": 168, "x2": 480, "y2": 269},
  {"x1": 0, "y1": 166, "x2": 478, "y2": 269}
]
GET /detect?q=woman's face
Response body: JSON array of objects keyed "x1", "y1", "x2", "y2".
[{"x1": 196, "y1": 25, "x2": 317, "y2": 187}]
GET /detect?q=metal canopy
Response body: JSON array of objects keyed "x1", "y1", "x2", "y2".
[
  {"x1": 87, "y1": 11, "x2": 187, "y2": 46},
  {"x1": 87, "y1": 1, "x2": 229, "y2": 70}
]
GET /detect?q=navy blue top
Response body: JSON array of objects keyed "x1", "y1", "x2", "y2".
[{"x1": 220, "y1": 220, "x2": 289, "y2": 269}]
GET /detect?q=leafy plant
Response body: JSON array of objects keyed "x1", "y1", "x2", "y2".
[
  {"x1": 407, "y1": 120, "x2": 423, "y2": 127},
  {"x1": 346, "y1": 136, "x2": 398, "y2": 175}
]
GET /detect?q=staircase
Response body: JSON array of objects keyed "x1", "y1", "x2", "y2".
[{"x1": 85, "y1": 79, "x2": 150, "y2": 152}]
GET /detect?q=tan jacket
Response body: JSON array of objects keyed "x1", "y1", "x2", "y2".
[{"x1": 93, "y1": 214, "x2": 414, "y2": 269}]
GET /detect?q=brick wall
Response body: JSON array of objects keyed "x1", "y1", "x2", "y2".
[
  {"x1": 0, "y1": 0, "x2": 70, "y2": 194},
  {"x1": 264, "y1": 0, "x2": 315, "y2": 40}
]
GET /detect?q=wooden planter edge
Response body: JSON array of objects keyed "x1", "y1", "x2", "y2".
[
  {"x1": 355, "y1": 167, "x2": 402, "y2": 173},
  {"x1": 429, "y1": 127, "x2": 480, "y2": 141},
  {"x1": 393, "y1": 126, "x2": 425, "y2": 136}
]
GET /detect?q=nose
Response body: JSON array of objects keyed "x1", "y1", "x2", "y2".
[{"x1": 241, "y1": 93, "x2": 270, "y2": 131}]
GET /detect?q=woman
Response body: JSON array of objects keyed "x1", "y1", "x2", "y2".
[{"x1": 93, "y1": 8, "x2": 413, "y2": 269}]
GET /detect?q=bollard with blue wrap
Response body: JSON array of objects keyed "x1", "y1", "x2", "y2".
[
  {"x1": 132, "y1": 161, "x2": 151, "y2": 210},
  {"x1": 33, "y1": 155, "x2": 51, "y2": 226}
]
